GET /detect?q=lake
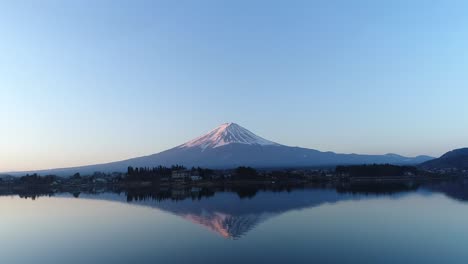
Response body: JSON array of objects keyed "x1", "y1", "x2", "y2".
[{"x1": 1, "y1": 181, "x2": 468, "y2": 264}]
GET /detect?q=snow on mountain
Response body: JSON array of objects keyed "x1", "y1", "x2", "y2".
[
  {"x1": 178, "y1": 123, "x2": 281, "y2": 150},
  {"x1": 8, "y1": 122, "x2": 435, "y2": 176}
]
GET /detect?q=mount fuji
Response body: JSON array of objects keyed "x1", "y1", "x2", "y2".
[{"x1": 14, "y1": 122, "x2": 434, "y2": 176}]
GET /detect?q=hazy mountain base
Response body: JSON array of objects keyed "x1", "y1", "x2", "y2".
[
  {"x1": 12, "y1": 144, "x2": 434, "y2": 176},
  {"x1": 8, "y1": 122, "x2": 434, "y2": 176}
]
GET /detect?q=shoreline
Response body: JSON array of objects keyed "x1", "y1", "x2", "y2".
[{"x1": 0, "y1": 175, "x2": 459, "y2": 196}]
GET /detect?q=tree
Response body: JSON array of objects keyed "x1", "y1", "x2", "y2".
[{"x1": 234, "y1": 166, "x2": 258, "y2": 180}]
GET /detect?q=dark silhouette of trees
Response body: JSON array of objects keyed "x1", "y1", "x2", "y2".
[
  {"x1": 335, "y1": 164, "x2": 419, "y2": 177},
  {"x1": 190, "y1": 166, "x2": 214, "y2": 179},
  {"x1": 171, "y1": 165, "x2": 186, "y2": 171},
  {"x1": 125, "y1": 165, "x2": 189, "y2": 182},
  {"x1": 19, "y1": 174, "x2": 59, "y2": 185},
  {"x1": 124, "y1": 165, "x2": 216, "y2": 182},
  {"x1": 234, "y1": 167, "x2": 259, "y2": 180},
  {"x1": 126, "y1": 166, "x2": 166, "y2": 182}
]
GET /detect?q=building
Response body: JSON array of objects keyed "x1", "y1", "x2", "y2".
[
  {"x1": 190, "y1": 175, "x2": 202, "y2": 181},
  {"x1": 172, "y1": 170, "x2": 190, "y2": 180}
]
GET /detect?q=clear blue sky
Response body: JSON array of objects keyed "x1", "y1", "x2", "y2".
[{"x1": 1, "y1": 0, "x2": 467, "y2": 171}]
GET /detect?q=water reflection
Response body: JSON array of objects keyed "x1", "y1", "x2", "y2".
[
  {"x1": 425, "y1": 179, "x2": 468, "y2": 201},
  {"x1": 4, "y1": 180, "x2": 465, "y2": 239}
]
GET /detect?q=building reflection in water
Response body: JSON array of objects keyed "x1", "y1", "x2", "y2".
[{"x1": 8, "y1": 180, "x2": 468, "y2": 239}]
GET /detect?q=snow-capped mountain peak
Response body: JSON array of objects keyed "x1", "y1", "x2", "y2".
[{"x1": 178, "y1": 123, "x2": 281, "y2": 150}]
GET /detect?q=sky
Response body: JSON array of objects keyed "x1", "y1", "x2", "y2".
[{"x1": 1, "y1": 0, "x2": 467, "y2": 172}]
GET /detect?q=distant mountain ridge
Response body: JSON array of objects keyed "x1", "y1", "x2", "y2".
[
  {"x1": 8, "y1": 123, "x2": 434, "y2": 176},
  {"x1": 420, "y1": 148, "x2": 468, "y2": 170}
]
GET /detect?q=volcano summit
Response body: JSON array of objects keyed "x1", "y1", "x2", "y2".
[{"x1": 178, "y1": 123, "x2": 281, "y2": 150}]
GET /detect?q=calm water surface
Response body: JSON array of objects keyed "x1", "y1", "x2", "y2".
[{"x1": 1, "y1": 183, "x2": 468, "y2": 264}]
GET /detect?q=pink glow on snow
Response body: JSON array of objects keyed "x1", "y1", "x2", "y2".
[{"x1": 178, "y1": 123, "x2": 281, "y2": 151}]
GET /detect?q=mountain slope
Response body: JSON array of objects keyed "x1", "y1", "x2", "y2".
[
  {"x1": 11, "y1": 123, "x2": 434, "y2": 176},
  {"x1": 420, "y1": 148, "x2": 468, "y2": 170},
  {"x1": 178, "y1": 122, "x2": 280, "y2": 150}
]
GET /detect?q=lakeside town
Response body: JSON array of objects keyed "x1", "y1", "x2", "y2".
[{"x1": 1, "y1": 164, "x2": 466, "y2": 194}]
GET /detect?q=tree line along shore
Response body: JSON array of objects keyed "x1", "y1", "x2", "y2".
[{"x1": 0, "y1": 164, "x2": 460, "y2": 190}]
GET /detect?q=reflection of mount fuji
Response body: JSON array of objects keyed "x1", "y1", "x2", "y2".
[
  {"x1": 7, "y1": 182, "x2": 467, "y2": 239},
  {"x1": 80, "y1": 187, "x2": 413, "y2": 239},
  {"x1": 183, "y1": 211, "x2": 273, "y2": 239}
]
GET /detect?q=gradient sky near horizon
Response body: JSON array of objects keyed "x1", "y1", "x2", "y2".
[{"x1": 1, "y1": 0, "x2": 467, "y2": 172}]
